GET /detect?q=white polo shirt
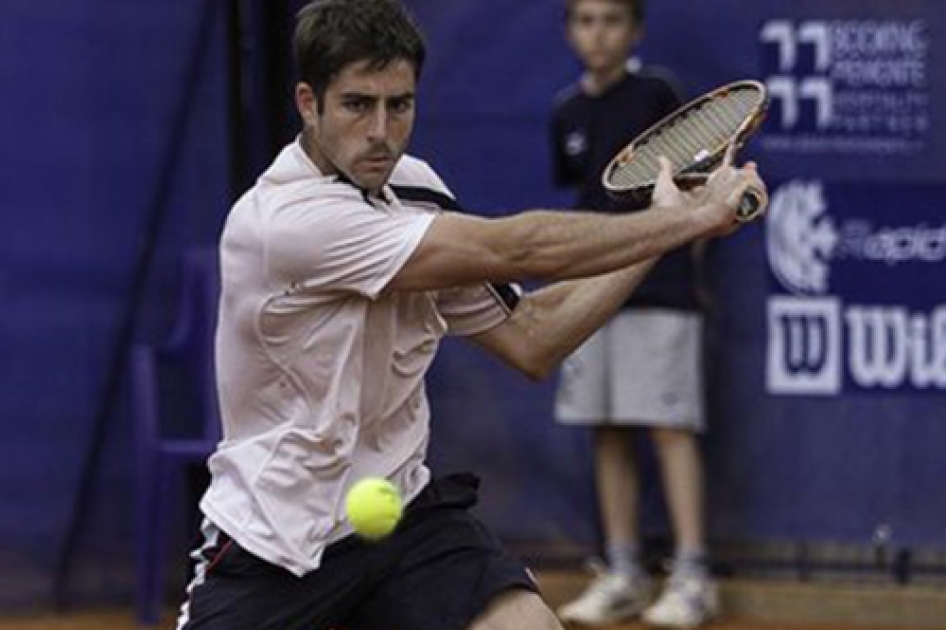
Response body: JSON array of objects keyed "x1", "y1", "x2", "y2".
[{"x1": 199, "y1": 139, "x2": 514, "y2": 577}]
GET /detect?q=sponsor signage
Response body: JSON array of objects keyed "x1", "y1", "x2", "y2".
[
  {"x1": 760, "y1": 18, "x2": 931, "y2": 156},
  {"x1": 765, "y1": 180, "x2": 946, "y2": 395}
]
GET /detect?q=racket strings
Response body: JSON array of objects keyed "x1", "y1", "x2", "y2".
[
  {"x1": 608, "y1": 88, "x2": 761, "y2": 189},
  {"x1": 616, "y1": 95, "x2": 748, "y2": 181}
]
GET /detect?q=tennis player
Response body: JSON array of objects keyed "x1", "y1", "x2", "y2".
[{"x1": 175, "y1": 1, "x2": 765, "y2": 629}]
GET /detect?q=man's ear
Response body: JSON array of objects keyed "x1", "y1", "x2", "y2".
[{"x1": 295, "y1": 82, "x2": 319, "y2": 125}]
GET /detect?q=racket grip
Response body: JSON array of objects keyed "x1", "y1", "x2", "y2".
[{"x1": 737, "y1": 187, "x2": 765, "y2": 222}]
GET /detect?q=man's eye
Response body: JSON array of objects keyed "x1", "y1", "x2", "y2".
[
  {"x1": 390, "y1": 100, "x2": 413, "y2": 114},
  {"x1": 344, "y1": 100, "x2": 370, "y2": 113}
]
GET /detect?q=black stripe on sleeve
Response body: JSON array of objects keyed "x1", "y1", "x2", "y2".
[{"x1": 487, "y1": 282, "x2": 522, "y2": 313}]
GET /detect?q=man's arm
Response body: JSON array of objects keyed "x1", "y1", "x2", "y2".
[
  {"x1": 469, "y1": 259, "x2": 659, "y2": 380},
  {"x1": 465, "y1": 159, "x2": 764, "y2": 380},
  {"x1": 387, "y1": 159, "x2": 762, "y2": 292}
]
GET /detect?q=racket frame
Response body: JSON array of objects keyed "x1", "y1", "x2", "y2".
[{"x1": 601, "y1": 79, "x2": 769, "y2": 209}]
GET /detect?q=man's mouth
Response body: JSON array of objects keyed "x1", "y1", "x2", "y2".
[{"x1": 361, "y1": 154, "x2": 393, "y2": 170}]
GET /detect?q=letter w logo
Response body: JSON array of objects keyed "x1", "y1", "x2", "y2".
[{"x1": 767, "y1": 297, "x2": 842, "y2": 395}]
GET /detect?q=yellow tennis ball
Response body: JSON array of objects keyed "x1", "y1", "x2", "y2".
[{"x1": 345, "y1": 477, "x2": 403, "y2": 540}]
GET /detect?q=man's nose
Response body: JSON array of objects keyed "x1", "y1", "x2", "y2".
[{"x1": 367, "y1": 108, "x2": 389, "y2": 143}]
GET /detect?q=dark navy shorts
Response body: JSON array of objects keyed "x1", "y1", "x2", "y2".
[{"x1": 178, "y1": 473, "x2": 538, "y2": 630}]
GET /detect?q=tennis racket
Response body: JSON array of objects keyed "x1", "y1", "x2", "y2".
[{"x1": 602, "y1": 80, "x2": 769, "y2": 222}]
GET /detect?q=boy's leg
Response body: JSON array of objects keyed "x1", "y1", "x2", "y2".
[
  {"x1": 645, "y1": 427, "x2": 718, "y2": 628},
  {"x1": 594, "y1": 425, "x2": 643, "y2": 577},
  {"x1": 650, "y1": 427, "x2": 705, "y2": 560},
  {"x1": 556, "y1": 319, "x2": 652, "y2": 626},
  {"x1": 557, "y1": 426, "x2": 651, "y2": 626}
]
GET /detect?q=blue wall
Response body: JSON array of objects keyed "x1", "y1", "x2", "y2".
[{"x1": 2, "y1": 0, "x2": 231, "y2": 608}]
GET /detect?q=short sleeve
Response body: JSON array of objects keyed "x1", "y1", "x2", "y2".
[
  {"x1": 647, "y1": 69, "x2": 685, "y2": 115},
  {"x1": 437, "y1": 283, "x2": 517, "y2": 336},
  {"x1": 265, "y1": 187, "x2": 435, "y2": 299},
  {"x1": 659, "y1": 79, "x2": 684, "y2": 115}
]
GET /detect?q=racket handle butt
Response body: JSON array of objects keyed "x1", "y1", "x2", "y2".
[{"x1": 737, "y1": 188, "x2": 765, "y2": 222}]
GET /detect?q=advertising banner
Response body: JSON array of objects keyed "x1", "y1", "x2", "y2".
[{"x1": 766, "y1": 181, "x2": 946, "y2": 395}]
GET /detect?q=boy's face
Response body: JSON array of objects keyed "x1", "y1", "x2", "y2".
[
  {"x1": 297, "y1": 58, "x2": 416, "y2": 194},
  {"x1": 566, "y1": 0, "x2": 640, "y2": 73}
]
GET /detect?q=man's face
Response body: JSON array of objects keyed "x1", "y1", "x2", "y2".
[
  {"x1": 299, "y1": 58, "x2": 416, "y2": 194},
  {"x1": 567, "y1": 0, "x2": 640, "y2": 73}
]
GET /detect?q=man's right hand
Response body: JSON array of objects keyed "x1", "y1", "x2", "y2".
[
  {"x1": 698, "y1": 142, "x2": 769, "y2": 235},
  {"x1": 651, "y1": 154, "x2": 769, "y2": 238}
]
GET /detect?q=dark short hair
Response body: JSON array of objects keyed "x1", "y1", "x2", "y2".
[
  {"x1": 565, "y1": 0, "x2": 644, "y2": 24},
  {"x1": 294, "y1": 0, "x2": 426, "y2": 106}
]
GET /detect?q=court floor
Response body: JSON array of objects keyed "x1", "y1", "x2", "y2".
[
  {"x1": 2, "y1": 570, "x2": 942, "y2": 630},
  {"x1": 0, "y1": 612, "x2": 920, "y2": 630}
]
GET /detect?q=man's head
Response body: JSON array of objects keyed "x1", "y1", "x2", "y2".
[
  {"x1": 294, "y1": 0, "x2": 425, "y2": 193},
  {"x1": 564, "y1": 0, "x2": 643, "y2": 75}
]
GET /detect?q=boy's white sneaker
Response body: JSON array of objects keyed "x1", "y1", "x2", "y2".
[
  {"x1": 642, "y1": 575, "x2": 719, "y2": 629},
  {"x1": 557, "y1": 569, "x2": 652, "y2": 626}
]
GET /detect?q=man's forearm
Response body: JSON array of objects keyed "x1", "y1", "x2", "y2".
[
  {"x1": 511, "y1": 257, "x2": 660, "y2": 371},
  {"x1": 493, "y1": 205, "x2": 709, "y2": 282}
]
